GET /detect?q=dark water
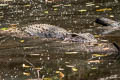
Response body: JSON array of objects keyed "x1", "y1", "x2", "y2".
[{"x1": 0, "y1": 0, "x2": 120, "y2": 80}]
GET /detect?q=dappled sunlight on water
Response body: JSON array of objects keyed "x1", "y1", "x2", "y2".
[{"x1": 0, "y1": 0, "x2": 120, "y2": 80}]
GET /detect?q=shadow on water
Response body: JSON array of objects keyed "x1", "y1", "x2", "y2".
[{"x1": 0, "y1": 0, "x2": 120, "y2": 80}]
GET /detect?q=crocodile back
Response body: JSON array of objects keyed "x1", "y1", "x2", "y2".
[{"x1": 24, "y1": 24, "x2": 68, "y2": 39}]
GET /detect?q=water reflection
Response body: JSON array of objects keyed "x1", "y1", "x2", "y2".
[
  {"x1": 0, "y1": 0, "x2": 120, "y2": 80},
  {"x1": 0, "y1": 38, "x2": 119, "y2": 80}
]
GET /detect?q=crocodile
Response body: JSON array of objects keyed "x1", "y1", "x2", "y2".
[
  {"x1": 0, "y1": 23, "x2": 119, "y2": 53},
  {"x1": 0, "y1": 24, "x2": 97, "y2": 43}
]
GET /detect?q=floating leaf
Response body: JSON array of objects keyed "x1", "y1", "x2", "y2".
[
  {"x1": 96, "y1": 8, "x2": 112, "y2": 12},
  {"x1": 100, "y1": 39, "x2": 108, "y2": 42},
  {"x1": 65, "y1": 52, "x2": 78, "y2": 54},
  {"x1": 0, "y1": 16, "x2": 4, "y2": 18},
  {"x1": 22, "y1": 64, "x2": 31, "y2": 68},
  {"x1": 0, "y1": 4, "x2": 8, "y2": 6},
  {"x1": 92, "y1": 54, "x2": 107, "y2": 57},
  {"x1": 23, "y1": 47, "x2": 35, "y2": 50},
  {"x1": 72, "y1": 67, "x2": 78, "y2": 72},
  {"x1": 88, "y1": 60, "x2": 101, "y2": 63},
  {"x1": 78, "y1": 9, "x2": 87, "y2": 12},
  {"x1": 109, "y1": 15, "x2": 114, "y2": 17},
  {"x1": 33, "y1": 67, "x2": 43, "y2": 70},
  {"x1": 86, "y1": 2, "x2": 94, "y2": 4},
  {"x1": 59, "y1": 68, "x2": 64, "y2": 71},
  {"x1": 56, "y1": 71, "x2": 60, "y2": 73},
  {"x1": 24, "y1": 4, "x2": 31, "y2": 7},
  {"x1": 64, "y1": 4, "x2": 71, "y2": 7},
  {"x1": 65, "y1": 62, "x2": 69, "y2": 64},
  {"x1": 23, "y1": 72, "x2": 30, "y2": 76},
  {"x1": 96, "y1": 6, "x2": 100, "y2": 8},
  {"x1": 20, "y1": 40, "x2": 24, "y2": 43},
  {"x1": 29, "y1": 54, "x2": 40, "y2": 56},
  {"x1": 52, "y1": 4, "x2": 61, "y2": 7},
  {"x1": 0, "y1": 27, "x2": 8, "y2": 31},
  {"x1": 86, "y1": 4, "x2": 95, "y2": 6},
  {"x1": 44, "y1": 11, "x2": 49, "y2": 14},
  {"x1": 66, "y1": 65, "x2": 74, "y2": 68},
  {"x1": 54, "y1": 8, "x2": 58, "y2": 11},
  {"x1": 91, "y1": 67, "x2": 97, "y2": 70}
]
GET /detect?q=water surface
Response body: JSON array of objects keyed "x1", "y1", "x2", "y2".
[{"x1": 0, "y1": 0, "x2": 120, "y2": 80}]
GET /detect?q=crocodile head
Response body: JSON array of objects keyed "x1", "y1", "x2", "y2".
[{"x1": 64, "y1": 33, "x2": 97, "y2": 43}]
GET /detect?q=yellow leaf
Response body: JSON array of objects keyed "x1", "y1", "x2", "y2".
[
  {"x1": 72, "y1": 67, "x2": 78, "y2": 72},
  {"x1": 100, "y1": 39, "x2": 108, "y2": 42},
  {"x1": 86, "y1": 4, "x2": 95, "y2": 6},
  {"x1": 92, "y1": 54, "x2": 107, "y2": 57},
  {"x1": 56, "y1": 71, "x2": 60, "y2": 73},
  {"x1": 0, "y1": 4, "x2": 8, "y2": 7},
  {"x1": 23, "y1": 72, "x2": 30, "y2": 76},
  {"x1": 20, "y1": 40, "x2": 24, "y2": 43},
  {"x1": 65, "y1": 62, "x2": 69, "y2": 64},
  {"x1": 54, "y1": 8, "x2": 58, "y2": 11},
  {"x1": 96, "y1": 6, "x2": 100, "y2": 8},
  {"x1": 0, "y1": 27, "x2": 8, "y2": 30},
  {"x1": 78, "y1": 9, "x2": 87, "y2": 12},
  {"x1": 24, "y1": 4, "x2": 31, "y2": 7},
  {"x1": 109, "y1": 15, "x2": 114, "y2": 17},
  {"x1": 44, "y1": 11, "x2": 49, "y2": 14},
  {"x1": 88, "y1": 60, "x2": 101, "y2": 63},
  {"x1": 96, "y1": 8, "x2": 112, "y2": 12},
  {"x1": 33, "y1": 67, "x2": 43, "y2": 70},
  {"x1": 64, "y1": 4, "x2": 71, "y2": 7},
  {"x1": 65, "y1": 52, "x2": 78, "y2": 54},
  {"x1": 22, "y1": 64, "x2": 31, "y2": 68}
]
